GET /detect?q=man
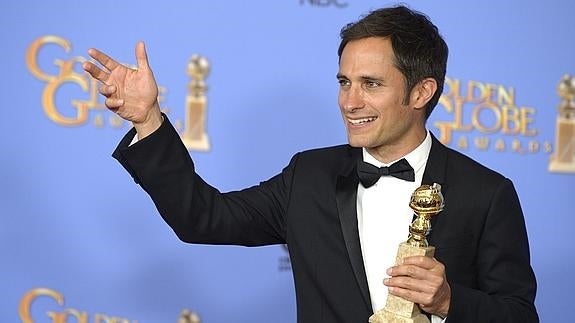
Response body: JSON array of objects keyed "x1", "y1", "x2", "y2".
[{"x1": 83, "y1": 5, "x2": 538, "y2": 323}]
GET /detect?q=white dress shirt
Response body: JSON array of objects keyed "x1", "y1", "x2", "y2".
[{"x1": 357, "y1": 131, "x2": 445, "y2": 323}]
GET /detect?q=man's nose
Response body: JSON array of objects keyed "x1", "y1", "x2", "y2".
[{"x1": 340, "y1": 87, "x2": 364, "y2": 112}]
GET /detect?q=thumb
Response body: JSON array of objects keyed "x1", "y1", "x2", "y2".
[{"x1": 135, "y1": 41, "x2": 150, "y2": 70}]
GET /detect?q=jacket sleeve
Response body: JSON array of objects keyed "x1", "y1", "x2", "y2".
[
  {"x1": 447, "y1": 179, "x2": 538, "y2": 323},
  {"x1": 112, "y1": 115, "x2": 294, "y2": 246}
]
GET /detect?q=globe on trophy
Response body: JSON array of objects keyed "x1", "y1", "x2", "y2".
[{"x1": 369, "y1": 183, "x2": 444, "y2": 323}]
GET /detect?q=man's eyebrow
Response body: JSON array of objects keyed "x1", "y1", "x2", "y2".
[
  {"x1": 336, "y1": 73, "x2": 384, "y2": 81},
  {"x1": 360, "y1": 75, "x2": 384, "y2": 81}
]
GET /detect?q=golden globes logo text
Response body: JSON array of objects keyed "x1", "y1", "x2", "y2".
[
  {"x1": 19, "y1": 288, "x2": 136, "y2": 323},
  {"x1": 435, "y1": 77, "x2": 552, "y2": 154}
]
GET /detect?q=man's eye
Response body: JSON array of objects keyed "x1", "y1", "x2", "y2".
[
  {"x1": 338, "y1": 79, "x2": 350, "y2": 86},
  {"x1": 365, "y1": 81, "x2": 380, "y2": 88}
]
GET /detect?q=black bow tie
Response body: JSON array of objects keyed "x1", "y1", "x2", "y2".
[{"x1": 357, "y1": 158, "x2": 415, "y2": 187}]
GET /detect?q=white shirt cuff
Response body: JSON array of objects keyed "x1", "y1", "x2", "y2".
[{"x1": 432, "y1": 315, "x2": 447, "y2": 323}]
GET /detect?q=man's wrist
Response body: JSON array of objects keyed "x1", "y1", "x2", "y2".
[{"x1": 133, "y1": 104, "x2": 163, "y2": 139}]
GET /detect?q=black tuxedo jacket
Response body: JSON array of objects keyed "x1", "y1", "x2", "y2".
[{"x1": 113, "y1": 118, "x2": 538, "y2": 323}]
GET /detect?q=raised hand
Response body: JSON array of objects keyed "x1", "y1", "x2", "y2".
[{"x1": 83, "y1": 41, "x2": 163, "y2": 138}]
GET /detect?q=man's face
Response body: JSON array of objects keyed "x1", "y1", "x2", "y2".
[{"x1": 337, "y1": 37, "x2": 424, "y2": 162}]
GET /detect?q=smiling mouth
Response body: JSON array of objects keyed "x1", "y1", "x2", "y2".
[{"x1": 348, "y1": 117, "x2": 377, "y2": 125}]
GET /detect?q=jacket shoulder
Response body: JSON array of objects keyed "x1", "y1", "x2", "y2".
[
  {"x1": 296, "y1": 144, "x2": 357, "y2": 164},
  {"x1": 285, "y1": 144, "x2": 358, "y2": 176},
  {"x1": 439, "y1": 143, "x2": 510, "y2": 189}
]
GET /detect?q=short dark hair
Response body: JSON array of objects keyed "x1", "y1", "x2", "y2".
[{"x1": 338, "y1": 5, "x2": 448, "y2": 119}]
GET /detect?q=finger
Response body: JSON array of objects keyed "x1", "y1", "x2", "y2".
[
  {"x1": 387, "y1": 264, "x2": 426, "y2": 278},
  {"x1": 135, "y1": 41, "x2": 150, "y2": 70},
  {"x1": 388, "y1": 280, "x2": 451, "y2": 317},
  {"x1": 99, "y1": 84, "x2": 117, "y2": 96},
  {"x1": 87, "y1": 47, "x2": 120, "y2": 72},
  {"x1": 387, "y1": 285, "x2": 430, "y2": 305},
  {"x1": 82, "y1": 61, "x2": 110, "y2": 83},
  {"x1": 384, "y1": 275, "x2": 431, "y2": 293},
  {"x1": 402, "y1": 256, "x2": 438, "y2": 270},
  {"x1": 105, "y1": 97, "x2": 125, "y2": 109}
]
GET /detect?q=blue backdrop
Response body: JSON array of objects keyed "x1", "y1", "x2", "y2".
[{"x1": 1, "y1": 0, "x2": 573, "y2": 322}]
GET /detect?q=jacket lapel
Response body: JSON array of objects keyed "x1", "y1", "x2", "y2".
[
  {"x1": 335, "y1": 146, "x2": 372, "y2": 311},
  {"x1": 422, "y1": 134, "x2": 449, "y2": 238}
]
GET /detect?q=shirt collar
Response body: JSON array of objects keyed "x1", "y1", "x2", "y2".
[{"x1": 362, "y1": 130, "x2": 432, "y2": 175}]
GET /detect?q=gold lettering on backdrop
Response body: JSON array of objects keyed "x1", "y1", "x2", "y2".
[
  {"x1": 549, "y1": 74, "x2": 575, "y2": 172},
  {"x1": 19, "y1": 288, "x2": 64, "y2": 323},
  {"x1": 435, "y1": 77, "x2": 551, "y2": 154},
  {"x1": 18, "y1": 287, "x2": 136, "y2": 323},
  {"x1": 26, "y1": 36, "x2": 91, "y2": 125}
]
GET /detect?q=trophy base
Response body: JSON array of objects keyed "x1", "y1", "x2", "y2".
[
  {"x1": 182, "y1": 134, "x2": 210, "y2": 151},
  {"x1": 369, "y1": 309, "x2": 429, "y2": 323},
  {"x1": 549, "y1": 158, "x2": 575, "y2": 173}
]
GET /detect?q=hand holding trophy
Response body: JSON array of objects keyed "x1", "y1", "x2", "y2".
[{"x1": 369, "y1": 183, "x2": 444, "y2": 323}]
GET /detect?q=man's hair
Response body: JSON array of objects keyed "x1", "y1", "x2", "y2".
[{"x1": 338, "y1": 5, "x2": 448, "y2": 119}]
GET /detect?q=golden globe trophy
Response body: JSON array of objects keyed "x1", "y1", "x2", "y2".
[
  {"x1": 182, "y1": 55, "x2": 210, "y2": 151},
  {"x1": 369, "y1": 183, "x2": 444, "y2": 323},
  {"x1": 549, "y1": 74, "x2": 575, "y2": 173}
]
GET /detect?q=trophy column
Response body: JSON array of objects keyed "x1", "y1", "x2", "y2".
[{"x1": 369, "y1": 183, "x2": 444, "y2": 323}]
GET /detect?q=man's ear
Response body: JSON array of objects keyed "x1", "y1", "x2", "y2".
[{"x1": 410, "y1": 78, "x2": 437, "y2": 111}]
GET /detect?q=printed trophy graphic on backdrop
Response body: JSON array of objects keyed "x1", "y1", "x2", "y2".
[
  {"x1": 549, "y1": 74, "x2": 575, "y2": 173},
  {"x1": 181, "y1": 55, "x2": 211, "y2": 151},
  {"x1": 369, "y1": 183, "x2": 444, "y2": 323},
  {"x1": 178, "y1": 309, "x2": 201, "y2": 323}
]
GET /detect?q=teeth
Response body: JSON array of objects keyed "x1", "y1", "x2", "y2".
[{"x1": 349, "y1": 117, "x2": 377, "y2": 125}]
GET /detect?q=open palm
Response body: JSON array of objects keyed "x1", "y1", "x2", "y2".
[{"x1": 83, "y1": 42, "x2": 159, "y2": 125}]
